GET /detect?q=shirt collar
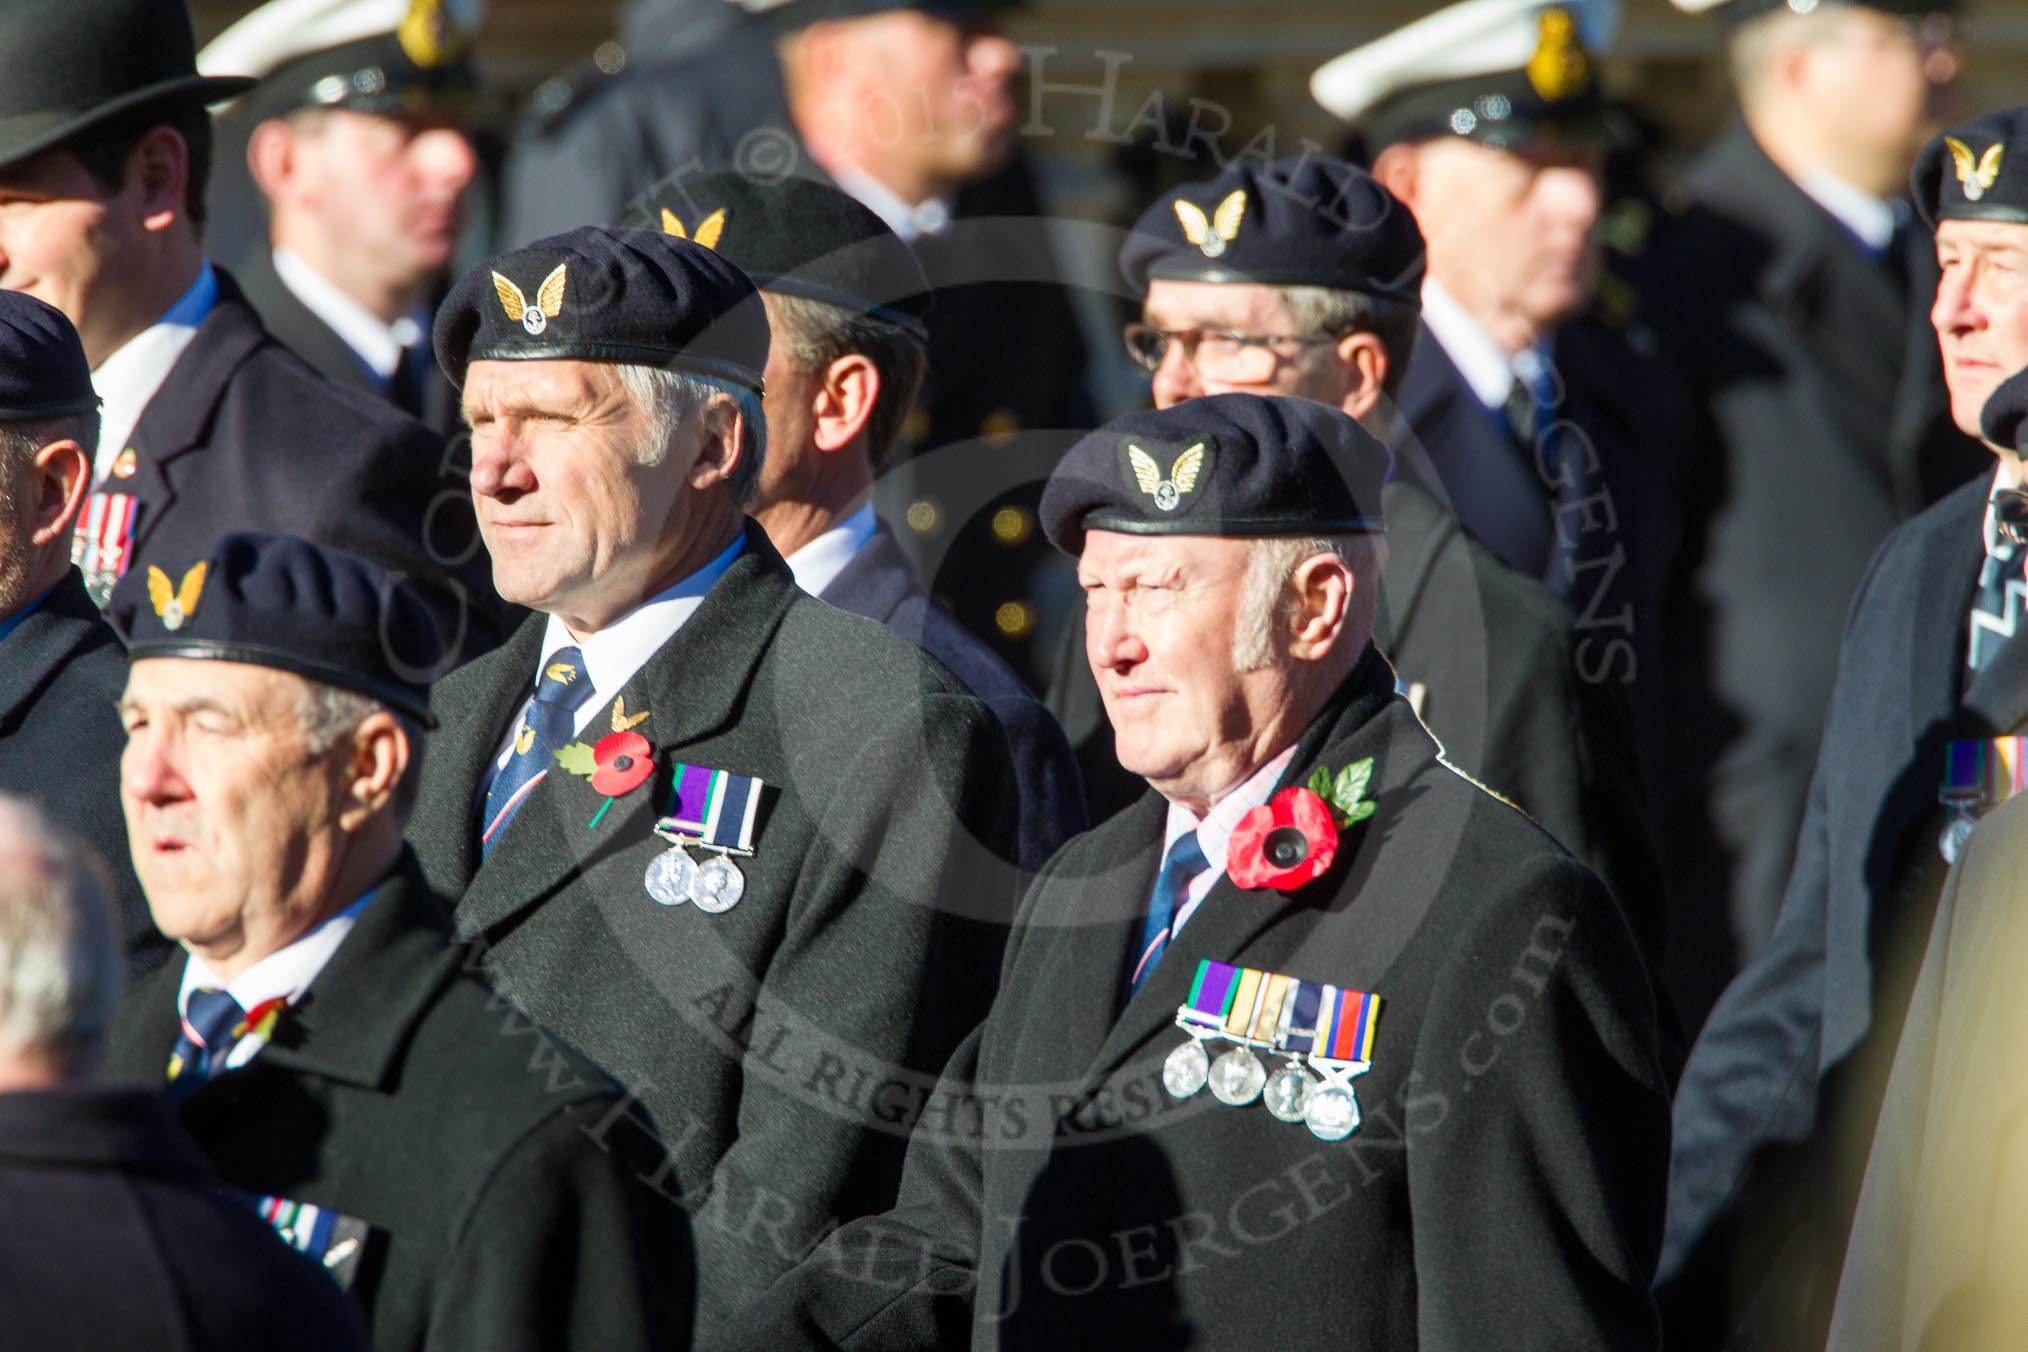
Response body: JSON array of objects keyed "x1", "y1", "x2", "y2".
[
  {"x1": 826, "y1": 161, "x2": 952, "y2": 245},
  {"x1": 1791, "y1": 166, "x2": 1901, "y2": 255},
  {"x1": 91, "y1": 262, "x2": 218, "y2": 483},
  {"x1": 1163, "y1": 745, "x2": 1300, "y2": 879},
  {"x1": 1420, "y1": 280, "x2": 1520, "y2": 410},
  {"x1": 177, "y1": 886, "x2": 376, "y2": 1021},
  {"x1": 783, "y1": 501, "x2": 878, "y2": 597},
  {"x1": 537, "y1": 530, "x2": 746, "y2": 701},
  {"x1": 271, "y1": 247, "x2": 426, "y2": 382}
]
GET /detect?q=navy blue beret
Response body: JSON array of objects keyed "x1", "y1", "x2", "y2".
[
  {"x1": 1040, "y1": 393, "x2": 1392, "y2": 553},
  {"x1": 619, "y1": 170, "x2": 932, "y2": 338},
  {"x1": 433, "y1": 226, "x2": 771, "y2": 393},
  {"x1": 1915, "y1": 106, "x2": 2028, "y2": 232},
  {"x1": 0, "y1": 290, "x2": 97, "y2": 420},
  {"x1": 1119, "y1": 157, "x2": 1426, "y2": 303},
  {"x1": 108, "y1": 532, "x2": 439, "y2": 725}
]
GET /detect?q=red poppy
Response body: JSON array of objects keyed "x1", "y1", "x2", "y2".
[
  {"x1": 590, "y1": 731, "x2": 655, "y2": 797},
  {"x1": 1227, "y1": 787, "x2": 1339, "y2": 891}
]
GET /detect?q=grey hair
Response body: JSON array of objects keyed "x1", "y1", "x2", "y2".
[
  {"x1": 0, "y1": 413, "x2": 99, "y2": 516},
  {"x1": 1276, "y1": 286, "x2": 1422, "y2": 400},
  {"x1": 613, "y1": 363, "x2": 769, "y2": 505},
  {"x1": 0, "y1": 796, "x2": 122, "y2": 1075},
  {"x1": 1233, "y1": 534, "x2": 1387, "y2": 671},
  {"x1": 294, "y1": 681, "x2": 425, "y2": 819}
]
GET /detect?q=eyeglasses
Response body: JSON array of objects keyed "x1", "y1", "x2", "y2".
[{"x1": 1122, "y1": 324, "x2": 1340, "y2": 385}]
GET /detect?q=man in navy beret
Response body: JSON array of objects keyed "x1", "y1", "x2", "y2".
[
  {"x1": 99, "y1": 530, "x2": 693, "y2": 1351},
  {"x1": 0, "y1": 290, "x2": 157, "y2": 973},
  {"x1": 621, "y1": 169, "x2": 1085, "y2": 871},
  {"x1": 1046, "y1": 154, "x2": 1668, "y2": 993},
  {"x1": 408, "y1": 223, "x2": 1027, "y2": 1327},
  {"x1": 1665, "y1": 104, "x2": 2028, "y2": 1348},
  {"x1": 713, "y1": 393, "x2": 1668, "y2": 1349}
]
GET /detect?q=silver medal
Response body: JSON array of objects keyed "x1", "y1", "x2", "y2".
[
  {"x1": 1163, "y1": 1038, "x2": 1211, "y2": 1099},
  {"x1": 690, "y1": 854, "x2": 746, "y2": 914},
  {"x1": 644, "y1": 848, "x2": 697, "y2": 907},
  {"x1": 1208, "y1": 1046, "x2": 1267, "y2": 1106},
  {"x1": 1304, "y1": 1085, "x2": 1361, "y2": 1142},
  {"x1": 1941, "y1": 811, "x2": 1978, "y2": 866},
  {"x1": 1262, "y1": 1060, "x2": 1317, "y2": 1123}
]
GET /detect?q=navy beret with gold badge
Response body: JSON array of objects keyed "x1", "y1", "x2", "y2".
[
  {"x1": 0, "y1": 290, "x2": 98, "y2": 421},
  {"x1": 433, "y1": 225, "x2": 771, "y2": 392},
  {"x1": 1914, "y1": 106, "x2": 2028, "y2": 232},
  {"x1": 619, "y1": 170, "x2": 932, "y2": 339},
  {"x1": 1039, "y1": 394, "x2": 1391, "y2": 553},
  {"x1": 1119, "y1": 156, "x2": 1425, "y2": 301},
  {"x1": 108, "y1": 532, "x2": 439, "y2": 725}
]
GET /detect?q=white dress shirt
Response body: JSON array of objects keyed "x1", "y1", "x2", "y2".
[
  {"x1": 272, "y1": 246, "x2": 427, "y2": 384},
  {"x1": 1419, "y1": 280, "x2": 1524, "y2": 411},
  {"x1": 1162, "y1": 745, "x2": 1299, "y2": 941},
  {"x1": 91, "y1": 262, "x2": 218, "y2": 483},
  {"x1": 488, "y1": 531, "x2": 747, "y2": 779},
  {"x1": 1792, "y1": 166, "x2": 1900, "y2": 256},
  {"x1": 176, "y1": 888, "x2": 374, "y2": 1073},
  {"x1": 783, "y1": 501, "x2": 878, "y2": 597},
  {"x1": 827, "y1": 161, "x2": 953, "y2": 244}
]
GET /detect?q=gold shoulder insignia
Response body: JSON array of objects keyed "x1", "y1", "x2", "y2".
[
  {"x1": 610, "y1": 695, "x2": 651, "y2": 733},
  {"x1": 149, "y1": 562, "x2": 205, "y2": 631},
  {"x1": 1525, "y1": 9, "x2": 1592, "y2": 103}
]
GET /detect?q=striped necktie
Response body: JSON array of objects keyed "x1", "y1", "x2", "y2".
[
  {"x1": 1968, "y1": 533, "x2": 2025, "y2": 672},
  {"x1": 1126, "y1": 831, "x2": 1210, "y2": 1004},
  {"x1": 481, "y1": 646, "x2": 596, "y2": 855},
  {"x1": 167, "y1": 987, "x2": 246, "y2": 1099}
]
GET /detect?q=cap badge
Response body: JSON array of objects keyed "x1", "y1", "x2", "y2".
[
  {"x1": 492, "y1": 263, "x2": 568, "y2": 336},
  {"x1": 1174, "y1": 190, "x2": 1247, "y2": 261},
  {"x1": 146, "y1": 562, "x2": 207, "y2": 632},
  {"x1": 1525, "y1": 9, "x2": 1591, "y2": 103},
  {"x1": 1947, "y1": 137, "x2": 2005, "y2": 202},
  {"x1": 659, "y1": 207, "x2": 728, "y2": 252},
  {"x1": 397, "y1": 0, "x2": 464, "y2": 70},
  {"x1": 1129, "y1": 441, "x2": 1207, "y2": 513}
]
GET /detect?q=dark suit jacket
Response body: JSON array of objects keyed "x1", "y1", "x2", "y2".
[
  {"x1": 1663, "y1": 474, "x2": 2002, "y2": 1347},
  {"x1": 0, "y1": 570, "x2": 162, "y2": 973},
  {"x1": 407, "y1": 523, "x2": 1025, "y2": 1327},
  {"x1": 0, "y1": 1084, "x2": 368, "y2": 1352},
  {"x1": 823, "y1": 521, "x2": 1085, "y2": 871},
  {"x1": 1628, "y1": 124, "x2": 1987, "y2": 1024},
  {"x1": 104, "y1": 854, "x2": 695, "y2": 1352},
  {"x1": 234, "y1": 247, "x2": 460, "y2": 435},
  {"x1": 102, "y1": 268, "x2": 507, "y2": 661},
  {"x1": 713, "y1": 650, "x2": 1669, "y2": 1349}
]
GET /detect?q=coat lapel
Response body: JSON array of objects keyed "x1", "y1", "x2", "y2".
[{"x1": 819, "y1": 524, "x2": 917, "y2": 626}]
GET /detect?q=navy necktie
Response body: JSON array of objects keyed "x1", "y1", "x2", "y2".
[
  {"x1": 167, "y1": 987, "x2": 245, "y2": 1099},
  {"x1": 481, "y1": 645, "x2": 596, "y2": 855},
  {"x1": 1126, "y1": 831, "x2": 1209, "y2": 1003}
]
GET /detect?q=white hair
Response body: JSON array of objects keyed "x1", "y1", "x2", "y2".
[
  {"x1": 612, "y1": 363, "x2": 768, "y2": 504},
  {"x1": 0, "y1": 796, "x2": 122, "y2": 1074},
  {"x1": 1233, "y1": 534, "x2": 1386, "y2": 670}
]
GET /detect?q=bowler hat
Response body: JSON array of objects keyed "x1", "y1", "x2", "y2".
[{"x1": 0, "y1": 0, "x2": 254, "y2": 170}]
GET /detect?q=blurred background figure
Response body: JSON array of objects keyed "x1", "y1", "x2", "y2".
[
  {"x1": 1628, "y1": 0, "x2": 1981, "y2": 1032},
  {"x1": 0, "y1": 793, "x2": 370, "y2": 1352},
  {"x1": 200, "y1": 0, "x2": 485, "y2": 432},
  {"x1": 0, "y1": 291, "x2": 158, "y2": 974}
]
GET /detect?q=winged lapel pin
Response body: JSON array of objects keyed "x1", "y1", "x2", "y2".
[
  {"x1": 1173, "y1": 190, "x2": 1247, "y2": 260},
  {"x1": 1947, "y1": 137, "x2": 2005, "y2": 202},
  {"x1": 1128, "y1": 441, "x2": 1208, "y2": 513},
  {"x1": 493, "y1": 263, "x2": 569, "y2": 336}
]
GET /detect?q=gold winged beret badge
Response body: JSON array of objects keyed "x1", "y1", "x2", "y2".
[
  {"x1": 1128, "y1": 441, "x2": 1208, "y2": 513},
  {"x1": 660, "y1": 208, "x2": 729, "y2": 251},
  {"x1": 1174, "y1": 191, "x2": 1247, "y2": 261},
  {"x1": 492, "y1": 263, "x2": 568, "y2": 336},
  {"x1": 1526, "y1": 8, "x2": 1592, "y2": 103},
  {"x1": 1947, "y1": 137, "x2": 2005, "y2": 203},
  {"x1": 145, "y1": 562, "x2": 207, "y2": 632}
]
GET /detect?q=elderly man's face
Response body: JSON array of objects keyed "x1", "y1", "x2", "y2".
[
  {"x1": 118, "y1": 659, "x2": 354, "y2": 969},
  {"x1": 1405, "y1": 137, "x2": 1602, "y2": 336},
  {"x1": 1081, "y1": 529, "x2": 1290, "y2": 801},
  {"x1": 463, "y1": 359, "x2": 705, "y2": 629},
  {"x1": 1934, "y1": 220, "x2": 2028, "y2": 442},
  {"x1": 1142, "y1": 280, "x2": 1351, "y2": 411}
]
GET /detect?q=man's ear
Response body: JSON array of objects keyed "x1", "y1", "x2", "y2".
[
  {"x1": 1285, "y1": 551, "x2": 1354, "y2": 661},
  {"x1": 1335, "y1": 332, "x2": 1389, "y2": 424},
  {"x1": 28, "y1": 438, "x2": 89, "y2": 546},
  {"x1": 246, "y1": 119, "x2": 298, "y2": 203},
  {"x1": 811, "y1": 353, "x2": 880, "y2": 454},
  {"x1": 338, "y1": 712, "x2": 410, "y2": 830},
  {"x1": 685, "y1": 395, "x2": 746, "y2": 492},
  {"x1": 1370, "y1": 142, "x2": 1420, "y2": 211},
  {"x1": 130, "y1": 126, "x2": 192, "y2": 235}
]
